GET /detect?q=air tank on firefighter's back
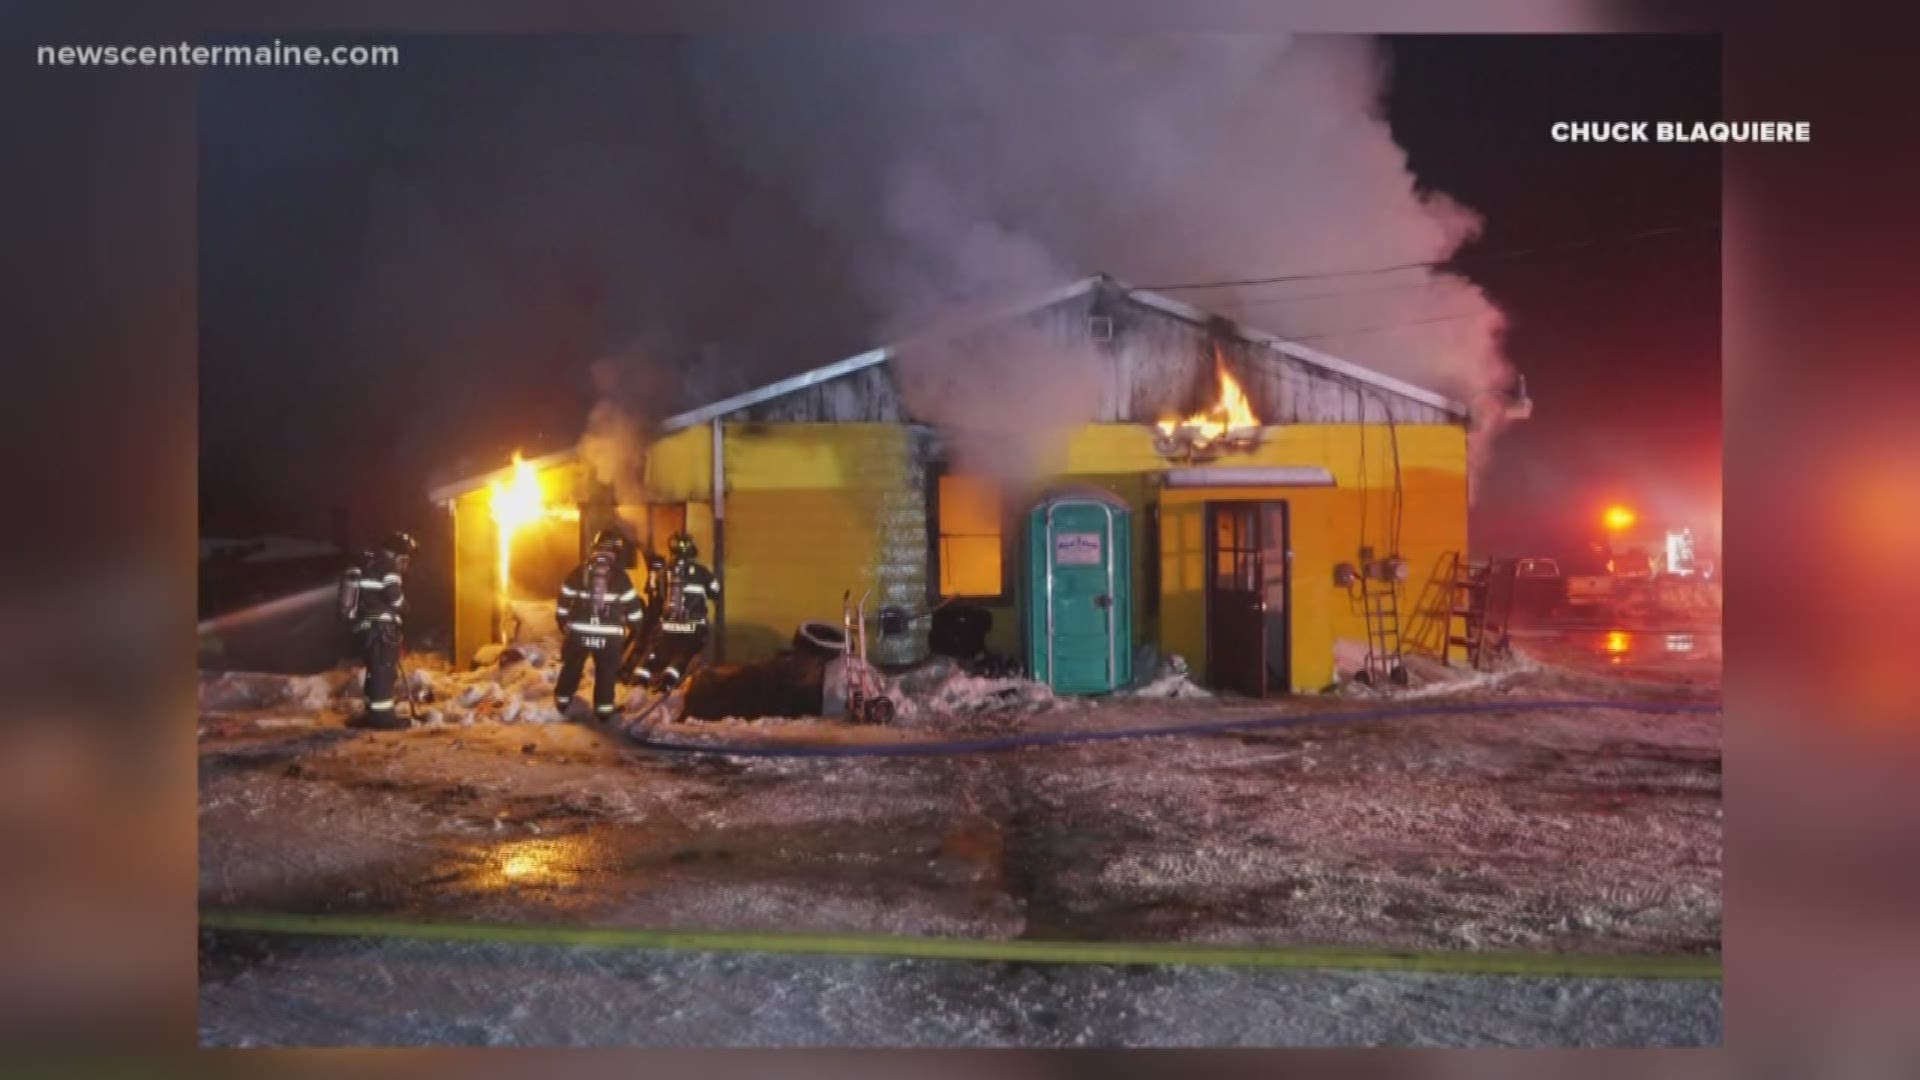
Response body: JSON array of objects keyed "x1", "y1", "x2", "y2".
[{"x1": 1019, "y1": 487, "x2": 1133, "y2": 694}]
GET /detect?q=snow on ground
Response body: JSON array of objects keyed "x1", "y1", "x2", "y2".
[
  {"x1": 198, "y1": 648, "x2": 575, "y2": 730},
  {"x1": 198, "y1": 636, "x2": 1719, "y2": 1045},
  {"x1": 200, "y1": 656, "x2": 1719, "y2": 950},
  {"x1": 198, "y1": 932, "x2": 1720, "y2": 1047}
]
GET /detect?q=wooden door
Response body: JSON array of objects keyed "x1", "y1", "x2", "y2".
[
  {"x1": 1204, "y1": 500, "x2": 1290, "y2": 696},
  {"x1": 1206, "y1": 502, "x2": 1266, "y2": 696}
]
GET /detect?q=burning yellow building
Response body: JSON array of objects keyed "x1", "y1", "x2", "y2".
[{"x1": 430, "y1": 275, "x2": 1494, "y2": 695}]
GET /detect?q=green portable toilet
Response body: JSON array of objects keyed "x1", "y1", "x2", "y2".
[{"x1": 1021, "y1": 487, "x2": 1133, "y2": 694}]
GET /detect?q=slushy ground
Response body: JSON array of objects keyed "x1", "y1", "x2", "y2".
[{"x1": 199, "y1": 634, "x2": 1719, "y2": 1047}]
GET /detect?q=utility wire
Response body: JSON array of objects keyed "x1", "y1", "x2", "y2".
[
  {"x1": 1140, "y1": 222, "x2": 1720, "y2": 292},
  {"x1": 1228, "y1": 276, "x2": 1466, "y2": 308},
  {"x1": 1283, "y1": 309, "x2": 1490, "y2": 344}
]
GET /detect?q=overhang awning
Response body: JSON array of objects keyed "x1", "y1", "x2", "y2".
[
  {"x1": 1161, "y1": 466, "x2": 1336, "y2": 488},
  {"x1": 425, "y1": 447, "x2": 577, "y2": 506}
]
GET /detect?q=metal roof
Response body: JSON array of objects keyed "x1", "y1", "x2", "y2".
[
  {"x1": 658, "y1": 275, "x2": 1470, "y2": 431},
  {"x1": 656, "y1": 276, "x2": 1108, "y2": 433},
  {"x1": 425, "y1": 446, "x2": 577, "y2": 505},
  {"x1": 429, "y1": 274, "x2": 1471, "y2": 502},
  {"x1": 658, "y1": 346, "x2": 896, "y2": 433}
]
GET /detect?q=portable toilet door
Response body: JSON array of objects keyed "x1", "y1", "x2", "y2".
[{"x1": 1024, "y1": 488, "x2": 1132, "y2": 694}]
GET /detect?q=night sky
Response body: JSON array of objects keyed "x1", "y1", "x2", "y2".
[
  {"x1": 1385, "y1": 35, "x2": 1721, "y2": 557},
  {"x1": 198, "y1": 34, "x2": 1721, "y2": 564}
]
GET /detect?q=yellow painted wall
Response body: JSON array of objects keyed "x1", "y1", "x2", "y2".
[
  {"x1": 455, "y1": 419, "x2": 1468, "y2": 689},
  {"x1": 1160, "y1": 486, "x2": 1347, "y2": 692},
  {"x1": 642, "y1": 425, "x2": 713, "y2": 503},
  {"x1": 451, "y1": 490, "x2": 496, "y2": 668},
  {"x1": 974, "y1": 424, "x2": 1466, "y2": 684},
  {"x1": 1156, "y1": 448, "x2": 1467, "y2": 691},
  {"x1": 712, "y1": 423, "x2": 927, "y2": 664}
]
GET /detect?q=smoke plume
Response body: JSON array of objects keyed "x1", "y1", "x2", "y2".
[
  {"x1": 893, "y1": 323, "x2": 1108, "y2": 486},
  {"x1": 200, "y1": 34, "x2": 1516, "y2": 539},
  {"x1": 684, "y1": 34, "x2": 1514, "y2": 474},
  {"x1": 576, "y1": 358, "x2": 650, "y2": 542}
]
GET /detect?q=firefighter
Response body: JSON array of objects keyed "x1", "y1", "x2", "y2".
[
  {"x1": 634, "y1": 530, "x2": 718, "y2": 693},
  {"x1": 620, "y1": 548, "x2": 667, "y2": 684},
  {"x1": 554, "y1": 527, "x2": 647, "y2": 721},
  {"x1": 339, "y1": 531, "x2": 416, "y2": 730}
]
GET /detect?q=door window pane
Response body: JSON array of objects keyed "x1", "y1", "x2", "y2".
[{"x1": 1212, "y1": 506, "x2": 1261, "y2": 592}]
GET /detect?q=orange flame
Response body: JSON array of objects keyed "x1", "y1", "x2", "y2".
[
  {"x1": 1157, "y1": 347, "x2": 1260, "y2": 448},
  {"x1": 488, "y1": 452, "x2": 544, "y2": 601}
]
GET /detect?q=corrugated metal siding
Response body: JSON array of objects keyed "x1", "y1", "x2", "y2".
[
  {"x1": 741, "y1": 364, "x2": 910, "y2": 424},
  {"x1": 706, "y1": 282, "x2": 1457, "y2": 428},
  {"x1": 1104, "y1": 311, "x2": 1454, "y2": 425}
]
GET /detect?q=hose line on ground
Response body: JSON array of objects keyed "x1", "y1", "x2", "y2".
[{"x1": 625, "y1": 696, "x2": 1722, "y2": 760}]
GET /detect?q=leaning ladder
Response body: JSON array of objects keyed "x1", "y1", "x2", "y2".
[
  {"x1": 1444, "y1": 553, "x2": 1516, "y2": 671},
  {"x1": 1445, "y1": 553, "x2": 1490, "y2": 669}
]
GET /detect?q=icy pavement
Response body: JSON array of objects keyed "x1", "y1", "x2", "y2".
[
  {"x1": 198, "y1": 930, "x2": 1719, "y2": 1047},
  {"x1": 199, "y1": 647, "x2": 1720, "y2": 1045},
  {"x1": 1508, "y1": 625, "x2": 1722, "y2": 688}
]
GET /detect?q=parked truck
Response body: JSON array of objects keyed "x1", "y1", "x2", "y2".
[{"x1": 1563, "y1": 541, "x2": 1615, "y2": 612}]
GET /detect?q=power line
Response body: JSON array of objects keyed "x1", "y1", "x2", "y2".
[
  {"x1": 1283, "y1": 309, "x2": 1491, "y2": 344},
  {"x1": 1140, "y1": 222, "x2": 1719, "y2": 292},
  {"x1": 1229, "y1": 277, "x2": 1461, "y2": 309}
]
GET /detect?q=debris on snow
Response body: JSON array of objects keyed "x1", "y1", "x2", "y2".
[
  {"x1": 904, "y1": 668, "x2": 1055, "y2": 719},
  {"x1": 1122, "y1": 652, "x2": 1210, "y2": 700}
]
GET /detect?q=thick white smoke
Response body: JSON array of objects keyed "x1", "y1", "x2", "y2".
[
  {"x1": 576, "y1": 359, "x2": 648, "y2": 530},
  {"x1": 684, "y1": 34, "x2": 1514, "y2": 473},
  {"x1": 893, "y1": 324, "x2": 1108, "y2": 487}
]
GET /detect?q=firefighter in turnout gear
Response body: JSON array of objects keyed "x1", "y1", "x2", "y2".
[
  {"x1": 340, "y1": 531, "x2": 416, "y2": 730},
  {"x1": 634, "y1": 531, "x2": 718, "y2": 693},
  {"x1": 554, "y1": 527, "x2": 647, "y2": 721},
  {"x1": 619, "y1": 549, "x2": 668, "y2": 684}
]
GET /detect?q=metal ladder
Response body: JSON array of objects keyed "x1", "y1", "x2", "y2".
[
  {"x1": 1361, "y1": 572, "x2": 1406, "y2": 685},
  {"x1": 1445, "y1": 553, "x2": 1516, "y2": 671},
  {"x1": 1445, "y1": 553, "x2": 1489, "y2": 668}
]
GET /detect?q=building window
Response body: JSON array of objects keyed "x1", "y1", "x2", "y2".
[{"x1": 936, "y1": 473, "x2": 1005, "y2": 599}]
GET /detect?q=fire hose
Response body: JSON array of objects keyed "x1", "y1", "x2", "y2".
[{"x1": 622, "y1": 696, "x2": 1721, "y2": 760}]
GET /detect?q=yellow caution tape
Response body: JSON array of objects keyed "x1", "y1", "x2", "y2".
[{"x1": 200, "y1": 909, "x2": 1720, "y2": 980}]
